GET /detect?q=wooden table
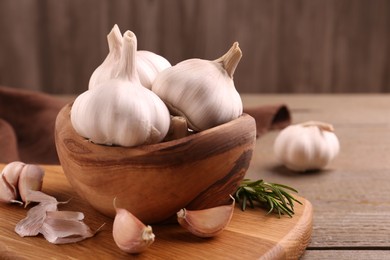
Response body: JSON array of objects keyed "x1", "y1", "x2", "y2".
[
  {"x1": 1, "y1": 94, "x2": 390, "y2": 259},
  {"x1": 242, "y1": 94, "x2": 390, "y2": 259}
]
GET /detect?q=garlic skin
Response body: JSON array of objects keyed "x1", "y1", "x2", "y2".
[
  {"x1": 113, "y1": 202, "x2": 155, "y2": 253},
  {"x1": 152, "y1": 42, "x2": 243, "y2": 131},
  {"x1": 89, "y1": 24, "x2": 171, "y2": 90},
  {"x1": 273, "y1": 121, "x2": 340, "y2": 172},
  {"x1": 71, "y1": 30, "x2": 171, "y2": 147},
  {"x1": 177, "y1": 197, "x2": 235, "y2": 238},
  {"x1": 136, "y1": 50, "x2": 171, "y2": 89}
]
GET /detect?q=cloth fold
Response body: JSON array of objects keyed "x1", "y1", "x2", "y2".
[
  {"x1": 0, "y1": 86, "x2": 68, "y2": 164},
  {"x1": 0, "y1": 86, "x2": 291, "y2": 164}
]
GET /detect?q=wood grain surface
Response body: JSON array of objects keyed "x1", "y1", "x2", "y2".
[
  {"x1": 0, "y1": 1, "x2": 389, "y2": 94},
  {"x1": 241, "y1": 94, "x2": 390, "y2": 259},
  {"x1": 0, "y1": 164, "x2": 312, "y2": 259}
]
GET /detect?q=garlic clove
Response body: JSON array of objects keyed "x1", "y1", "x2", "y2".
[
  {"x1": 164, "y1": 115, "x2": 190, "y2": 141},
  {"x1": 177, "y1": 197, "x2": 235, "y2": 238},
  {"x1": 0, "y1": 176, "x2": 18, "y2": 203},
  {"x1": 113, "y1": 199, "x2": 155, "y2": 253},
  {"x1": 274, "y1": 121, "x2": 340, "y2": 172},
  {"x1": 18, "y1": 164, "x2": 45, "y2": 205},
  {"x1": 0, "y1": 161, "x2": 25, "y2": 204},
  {"x1": 152, "y1": 42, "x2": 243, "y2": 132}
]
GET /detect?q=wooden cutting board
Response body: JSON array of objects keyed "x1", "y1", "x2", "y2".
[{"x1": 0, "y1": 164, "x2": 312, "y2": 259}]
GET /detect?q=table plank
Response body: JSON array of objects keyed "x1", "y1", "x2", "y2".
[
  {"x1": 242, "y1": 94, "x2": 390, "y2": 251},
  {"x1": 0, "y1": 164, "x2": 312, "y2": 259}
]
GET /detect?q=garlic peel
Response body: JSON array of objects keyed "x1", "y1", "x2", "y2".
[
  {"x1": 15, "y1": 190, "x2": 99, "y2": 244},
  {"x1": 177, "y1": 197, "x2": 235, "y2": 238},
  {"x1": 274, "y1": 121, "x2": 340, "y2": 172}
]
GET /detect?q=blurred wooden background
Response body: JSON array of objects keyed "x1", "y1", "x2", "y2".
[{"x1": 0, "y1": 0, "x2": 389, "y2": 94}]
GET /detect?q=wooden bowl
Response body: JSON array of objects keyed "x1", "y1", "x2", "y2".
[{"x1": 54, "y1": 104, "x2": 256, "y2": 224}]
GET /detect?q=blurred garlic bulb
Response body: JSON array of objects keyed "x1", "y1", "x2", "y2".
[
  {"x1": 273, "y1": 121, "x2": 340, "y2": 172},
  {"x1": 152, "y1": 42, "x2": 243, "y2": 131},
  {"x1": 89, "y1": 24, "x2": 171, "y2": 90},
  {"x1": 71, "y1": 30, "x2": 170, "y2": 147}
]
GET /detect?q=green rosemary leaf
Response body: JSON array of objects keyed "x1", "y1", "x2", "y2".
[
  {"x1": 272, "y1": 183, "x2": 299, "y2": 193},
  {"x1": 234, "y1": 178, "x2": 300, "y2": 218},
  {"x1": 242, "y1": 194, "x2": 247, "y2": 211}
]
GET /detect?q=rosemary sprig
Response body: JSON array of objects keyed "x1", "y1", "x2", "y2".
[{"x1": 234, "y1": 179, "x2": 302, "y2": 218}]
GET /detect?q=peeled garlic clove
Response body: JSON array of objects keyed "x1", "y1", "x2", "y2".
[
  {"x1": 18, "y1": 164, "x2": 44, "y2": 204},
  {"x1": 0, "y1": 161, "x2": 25, "y2": 203},
  {"x1": 177, "y1": 197, "x2": 235, "y2": 238},
  {"x1": 136, "y1": 50, "x2": 171, "y2": 89},
  {"x1": 273, "y1": 121, "x2": 340, "y2": 172},
  {"x1": 113, "y1": 201, "x2": 155, "y2": 253},
  {"x1": 152, "y1": 42, "x2": 243, "y2": 131}
]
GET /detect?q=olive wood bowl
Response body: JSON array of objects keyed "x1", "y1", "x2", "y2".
[{"x1": 55, "y1": 104, "x2": 256, "y2": 224}]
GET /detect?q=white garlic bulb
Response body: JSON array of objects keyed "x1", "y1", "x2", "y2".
[
  {"x1": 136, "y1": 50, "x2": 171, "y2": 89},
  {"x1": 151, "y1": 42, "x2": 243, "y2": 131},
  {"x1": 89, "y1": 24, "x2": 171, "y2": 90},
  {"x1": 273, "y1": 121, "x2": 340, "y2": 172},
  {"x1": 71, "y1": 30, "x2": 170, "y2": 147}
]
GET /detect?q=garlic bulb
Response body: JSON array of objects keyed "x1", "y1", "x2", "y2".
[
  {"x1": 136, "y1": 50, "x2": 171, "y2": 89},
  {"x1": 71, "y1": 30, "x2": 171, "y2": 147},
  {"x1": 177, "y1": 197, "x2": 235, "y2": 238},
  {"x1": 113, "y1": 200, "x2": 155, "y2": 253},
  {"x1": 273, "y1": 121, "x2": 340, "y2": 172},
  {"x1": 89, "y1": 24, "x2": 171, "y2": 90},
  {"x1": 152, "y1": 42, "x2": 243, "y2": 131}
]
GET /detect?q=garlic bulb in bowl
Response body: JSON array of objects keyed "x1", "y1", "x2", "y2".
[
  {"x1": 152, "y1": 42, "x2": 243, "y2": 132},
  {"x1": 89, "y1": 24, "x2": 171, "y2": 90},
  {"x1": 136, "y1": 50, "x2": 171, "y2": 89},
  {"x1": 273, "y1": 121, "x2": 340, "y2": 172},
  {"x1": 71, "y1": 30, "x2": 170, "y2": 147}
]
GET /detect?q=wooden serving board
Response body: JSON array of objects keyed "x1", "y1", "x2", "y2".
[{"x1": 0, "y1": 165, "x2": 312, "y2": 259}]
